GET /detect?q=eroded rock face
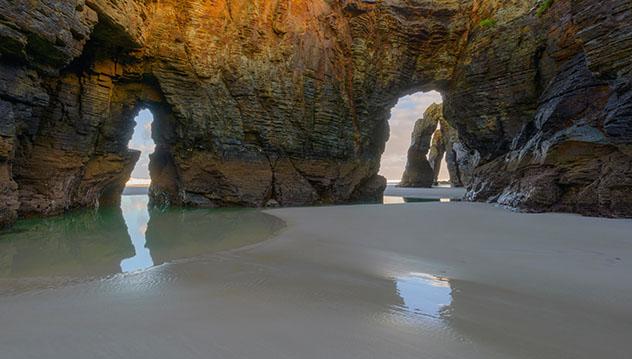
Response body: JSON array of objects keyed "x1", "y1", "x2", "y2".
[
  {"x1": 428, "y1": 128, "x2": 446, "y2": 185},
  {"x1": 468, "y1": 53, "x2": 632, "y2": 216},
  {"x1": 400, "y1": 103, "x2": 478, "y2": 188},
  {"x1": 0, "y1": 0, "x2": 631, "y2": 226},
  {"x1": 399, "y1": 104, "x2": 441, "y2": 188},
  {"x1": 458, "y1": 0, "x2": 632, "y2": 217}
]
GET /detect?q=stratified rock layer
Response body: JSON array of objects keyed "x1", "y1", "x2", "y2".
[
  {"x1": 0, "y1": 0, "x2": 631, "y2": 225},
  {"x1": 458, "y1": 0, "x2": 632, "y2": 216}
]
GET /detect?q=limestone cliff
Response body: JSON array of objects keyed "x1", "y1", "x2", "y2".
[{"x1": 0, "y1": 0, "x2": 631, "y2": 226}]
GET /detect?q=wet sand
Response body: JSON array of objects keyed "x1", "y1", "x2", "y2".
[{"x1": 1, "y1": 200, "x2": 631, "y2": 358}]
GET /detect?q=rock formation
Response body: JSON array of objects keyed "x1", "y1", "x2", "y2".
[
  {"x1": 399, "y1": 104, "x2": 441, "y2": 188},
  {"x1": 453, "y1": 0, "x2": 632, "y2": 217},
  {"x1": 0, "y1": 0, "x2": 631, "y2": 226},
  {"x1": 440, "y1": 117, "x2": 475, "y2": 187},
  {"x1": 427, "y1": 128, "x2": 446, "y2": 185},
  {"x1": 400, "y1": 103, "x2": 478, "y2": 188},
  {"x1": 450, "y1": 141, "x2": 481, "y2": 188}
]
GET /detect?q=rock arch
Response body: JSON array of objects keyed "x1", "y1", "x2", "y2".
[
  {"x1": 1, "y1": 0, "x2": 631, "y2": 226},
  {"x1": 399, "y1": 103, "x2": 479, "y2": 188}
]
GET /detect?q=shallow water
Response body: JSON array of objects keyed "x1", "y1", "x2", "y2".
[
  {"x1": 0, "y1": 196, "x2": 284, "y2": 281},
  {"x1": 1, "y1": 198, "x2": 631, "y2": 358},
  {"x1": 395, "y1": 272, "x2": 452, "y2": 319},
  {"x1": 384, "y1": 196, "x2": 456, "y2": 204}
]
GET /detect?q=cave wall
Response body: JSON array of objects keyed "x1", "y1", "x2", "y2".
[
  {"x1": 0, "y1": 0, "x2": 154, "y2": 226},
  {"x1": 448, "y1": 0, "x2": 632, "y2": 216},
  {"x1": 138, "y1": 0, "x2": 474, "y2": 208},
  {"x1": 1, "y1": 0, "x2": 631, "y2": 226}
]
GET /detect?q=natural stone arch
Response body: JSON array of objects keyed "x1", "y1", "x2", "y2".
[
  {"x1": 114, "y1": 0, "x2": 474, "y2": 209},
  {"x1": 399, "y1": 103, "x2": 480, "y2": 188},
  {"x1": 11, "y1": 61, "x2": 174, "y2": 213},
  {"x1": 1, "y1": 0, "x2": 631, "y2": 228}
]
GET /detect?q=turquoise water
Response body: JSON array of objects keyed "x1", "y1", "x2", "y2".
[{"x1": 0, "y1": 196, "x2": 284, "y2": 279}]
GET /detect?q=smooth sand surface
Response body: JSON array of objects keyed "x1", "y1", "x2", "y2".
[
  {"x1": 1, "y1": 201, "x2": 631, "y2": 358},
  {"x1": 384, "y1": 184, "x2": 467, "y2": 199}
]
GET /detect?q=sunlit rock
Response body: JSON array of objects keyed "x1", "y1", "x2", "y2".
[{"x1": 0, "y1": 0, "x2": 631, "y2": 226}]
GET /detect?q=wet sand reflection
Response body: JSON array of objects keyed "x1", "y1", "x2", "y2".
[{"x1": 0, "y1": 196, "x2": 284, "y2": 282}]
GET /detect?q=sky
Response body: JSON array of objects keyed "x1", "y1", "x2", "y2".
[
  {"x1": 378, "y1": 91, "x2": 448, "y2": 182},
  {"x1": 128, "y1": 92, "x2": 447, "y2": 184},
  {"x1": 128, "y1": 109, "x2": 155, "y2": 183}
]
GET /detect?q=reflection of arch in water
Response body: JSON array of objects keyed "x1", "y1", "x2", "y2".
[
  {"x1": 393, "y1": 273, "x2": 453, "y2": 322},
  {"x1": 0, "y1": 197, "x2": 284, "y2": 280},
  {"x1": 144, "y1": 206, "x2": 285, "y2": 266},
  {"x1": 396, "y1": 273, "x2": 452, "y2": 319},
  {"x1": 116, "y1": 195, "x2": 286, "y2": 272},
  {"x1": 119, "y1": 196, "x2": 154, "y2": 272},
  {"x1": 0, "y1": 207, "x2": 133, "y2": 279}
]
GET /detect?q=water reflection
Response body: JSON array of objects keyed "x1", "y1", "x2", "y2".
[
  {"x1": 395, "y1": 273, "x2": 453, "y2": 319},
  {"x1": 0, "y1": 196, "x2": 284, "y2": 279},
  {"x1": 119, "y1": 196, "x2": 153, "y2": 272},
  {"x1": 145, "y1": 203, "x2": 284, "y2": 265},
  {"x1": 384, "y1": 196, "x2": 455, "y2": 204}
]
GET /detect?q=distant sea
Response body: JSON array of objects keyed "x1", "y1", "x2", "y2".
[
  {"x1": 123, "y1": 185, "x2": 149, "y2": 196},
  {"x1": 124, "y1": 178, "x2": 150, "y2": 196}
]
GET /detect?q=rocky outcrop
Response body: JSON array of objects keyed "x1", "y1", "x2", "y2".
[
  {"x1": 0, "y1": 0, "x2": 470, "y2": 225},
  {"x1": 456, "y1": 0, "x2": 632, "y2": 216},
  {"x1": 467, "y1": 53, "x2": 632, "y2": 216},
  {"x1": 399, "y1": 104, "x2": 441, "y2": 188},
  {"x1": 427, "y1": 128, "x2": 446, "y2": 185},
  {"x1": 400, "y1": 103, "x2": 478, "y2": 188},
  {"x1": 450, "y1": 141, "x2": 480, "y2": 187},
  {"x1": 0, "y1": 0, "x2": 631, "y2": 226}
]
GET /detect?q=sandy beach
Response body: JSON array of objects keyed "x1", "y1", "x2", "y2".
[
  {"x1": 1, "y1": 199, "x2": 631, "y2": 358},
  {"x1": 1, "y1": 1, "x2": 630, "y2": 357}
]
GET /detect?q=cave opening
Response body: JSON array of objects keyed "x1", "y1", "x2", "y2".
[{"x1": 379, "y1": 91, "x2": 450, "y2": 188}]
